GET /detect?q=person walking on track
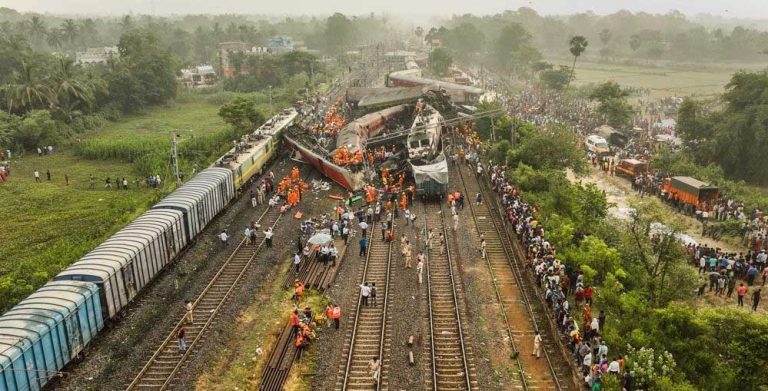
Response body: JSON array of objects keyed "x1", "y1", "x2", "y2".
[
  {"x1": 359, "y1": 236, "x2": 368, "y2": 257},
  {"x1": 533, "y1": 331, "x2": 542, "y2": 358},
  {"x1": 370, "y1": 283, "x2": 377, "y2": 306},
  {"x1": 177, "y1": 326, "x2": 187, "y2": 353},
  {"x1": 359, "y1": 282, "x2": 371, "y2": 306},
  {"x1": 439, "y1": 232, "x2": 446, "y2": 255},
  {"x1": 264, "y1": 227, "x2": 273, "y2": 247},
  {"x1": 417, "y1": 253, "x2": 424, "y2": 284},
  {"x1": 185, "y1": 300, "x2": 194, "y2": 324},
  {"x1": 453, "y1": 212, "x2": 459, "y2": 231},
  {"x1": 368, "y1": 356, "x2": 381, "y2": 385}
]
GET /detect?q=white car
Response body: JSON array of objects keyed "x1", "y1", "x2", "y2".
[{"x1": 585, "y1": 135, "x2": 610, "y2": 155}]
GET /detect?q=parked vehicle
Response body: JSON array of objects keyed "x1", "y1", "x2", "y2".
[
  {"x1": 585, "y1": 135, "x2": 610, "y2": 155},
  {"x1": 615, "y1": 158, "x2": 649, "y2": 177},
  {"x1": 661, "y1": 176, "x2": 719, "y2": 207}
]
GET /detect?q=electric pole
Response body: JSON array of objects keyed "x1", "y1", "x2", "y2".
[{"x1": 171, "y1": 133, "x2": 181, "y2": 183}]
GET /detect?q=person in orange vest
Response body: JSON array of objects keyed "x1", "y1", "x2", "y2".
[
  {"x1": 398, "y1": 173, "x2": 404, "y2": 189},
  {"x1": 290, "y1": 309, "x2": 301, "y2": 335},
  {"x1": 294, "y1": 328, "x2": 305, "y2": 360},
  {"x1": 325, "y1": 304, "x2": 334, "y2": 328},
  {"x1": 386, "y1": 200, "x2": 392, "y2": 211},
  {"x1": 447, "y1": 192, "x2": 454, "y2": 205},
  {"x1": 332, "y1": 303, "x2": 341, "y2": 330},
  {"x1": 293, "y1": 280, "x2": 305, "y2": 305},
  {"x1": 291, "y1": 166, "x2": 300, "y2": 181},
  {"x1": 400, "y1": 192, "x2": 407, "y2": 210}
]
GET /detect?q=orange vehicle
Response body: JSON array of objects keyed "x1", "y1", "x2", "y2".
[
  {"x1": 662, "y1": 176, "x2": 719, "y2": 207},
  {"x1": 615, "y1": 159, "x2": 648, "y2": 177}
]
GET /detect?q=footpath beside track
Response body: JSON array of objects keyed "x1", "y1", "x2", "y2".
[
  {"x1": 455, "y1": 163, "x2": 576, "y2": 390},
  {"x1": 422, "y1": 201, "x2": 477, "y2": 390}
]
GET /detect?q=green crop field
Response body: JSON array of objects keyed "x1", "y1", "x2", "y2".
[
  {"x1": 0, "y1": 96, "x2": 231, "y2": 313},
  {"x1": 562, "y1": 60, "x2": 760, "y2": 98}
]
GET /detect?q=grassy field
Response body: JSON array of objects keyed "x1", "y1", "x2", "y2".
[
  {"x1": 0, "y1": 153, "x2": 160, "y2": 312},
  {"x1": 0, "y1": 96, "x2": 230, "y2": 313},
  {"x1": 562, "y1": 60, "x2": 753, "y2": 98}
]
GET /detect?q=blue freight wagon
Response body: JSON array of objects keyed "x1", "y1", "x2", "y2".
[{"x1": 0, "y1": 281, "x2": 103, "y2": 391}]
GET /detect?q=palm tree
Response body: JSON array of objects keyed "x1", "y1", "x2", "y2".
[
  {"x1": 567, "y1": 35, "x2": 588, "y2": 89},
  {"x1": 46, "y1": 28, "x2": 64, "y2": 51},
  {"x1": 27, "y1": 16, "x2": 47, "y2": 47},
  {"x1": 61, "y1": 19, "x2": 78, "y2": 49},
  {"x1": 2, "y1": 62, "x2": 56, "y2": 114},
  {"x1": 53, "y1": 58, "x2": 95, "y2": 119}
]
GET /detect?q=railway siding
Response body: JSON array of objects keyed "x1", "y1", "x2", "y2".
[{"x1": 455, "y1": 164, "x2": 577, "y2": 390}]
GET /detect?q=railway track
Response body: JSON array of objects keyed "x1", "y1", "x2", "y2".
[
  {"x1": 126, "y1": 203, "x2": 282, "y2": 390},
  {"x1": 337, "y1": 212, "x2": 395, "y2": 391},
  {"x1": 422, "y1": 202, "x2": 476, "y2": 391},
  {"x1": 454, "y1": 164, "x2": 575, "y2": 390}
]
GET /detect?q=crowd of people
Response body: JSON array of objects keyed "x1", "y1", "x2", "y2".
[{"x1": 486, "y1": 163, "x2": 633, "y2": 390}]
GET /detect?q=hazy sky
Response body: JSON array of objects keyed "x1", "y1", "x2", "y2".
[{"x1": 3, "y1": 0, "x2": 766, "y2": 19}]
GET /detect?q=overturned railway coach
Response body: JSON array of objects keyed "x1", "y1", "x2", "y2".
[{"x1": 0, "y1": 109, "x2": 297, "y2": 391}]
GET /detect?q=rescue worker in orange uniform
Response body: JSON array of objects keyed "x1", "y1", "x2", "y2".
[{"x1": 400, "y1": 192, "x2": 407, "y2": 210}]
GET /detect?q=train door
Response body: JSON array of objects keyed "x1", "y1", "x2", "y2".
[
  {"x1": 164, "y1": 229, "x2": 176, "y2": 258},
  {"x1": 65, "y1": 312, "x2": 83, "y2": 358},
  {"x1": 124, "y1": 264, "x2": 137, "y2": 300}
]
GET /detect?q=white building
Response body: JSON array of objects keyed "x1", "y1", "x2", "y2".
[{"x1": 76, "y1": 47, "x2": 119, "y2": 65}]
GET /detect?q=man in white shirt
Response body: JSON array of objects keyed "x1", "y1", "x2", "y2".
[
  {"x1": 293, "y1": 252, "x2": 301, "y2": 273},
  {"x1": 359, "y1": 283, "x2": 371, "y2": 306},
  {"x1": 359, "y1": 221, "x2": 368, "y2": 237},
  {"x1": 219, "y1": 230, "x2": 228, "y2": 247},
  {"x1": 264, "y1": 228, "x2": 274, "y2": 247}
]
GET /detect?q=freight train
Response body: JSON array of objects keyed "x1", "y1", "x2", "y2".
[{"x1": 0, "y1": 108, "x2": 298, "y2": 391}]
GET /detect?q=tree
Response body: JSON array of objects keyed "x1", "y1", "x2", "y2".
[
  {"x1": 588, "y1": 81, "x2": 633, "y2": 128},
  {"x1": 414, "y1": 26, "x2": 423, "y2": 39},
  {"x1": 489, "y1": 23, "x2": 541, "y2": 76},
  {"x1": 2, "y1": 62, "x2": 56, "y2": 114},
  {"x1": 51, "y1": 58, "x2": 100, "y2": 121},
  {"x1": 428, "y1": 47, "x2": 452, "y2": 76},
  {"x1": 566, "y1": 35, "x2": 588, "y2": 89},
  {"x1": 629, "y1": 34, "x2": 642, "y2": 53},
  {"x1": 218, "y1": 97, "x2": 265, "y2": 131},
  {"x1": 442, "y1": 22, "x2": 485, "y2": 61},
  {"x1": 599, "y1": 28, "x2": 612, "y2": 47},
  {"x1": 324, "y1": 13, "x2": 355, "y2": 55},
  {"x1": 61, "y1": 19, "x2": 78, "y2": 49},
  {"x1": 539, "y1": 67, "x2": 572, "y2": 91},
  {"x1": 507, "y1": 123, "x2": 588, "y2": 174},
  {"x1": 27, "y1": 16, "x2": 47, "y2": 47}
]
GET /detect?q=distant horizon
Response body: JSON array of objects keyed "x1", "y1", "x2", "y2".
[{"x1": 3, "y1": 0, "x2": 768, "y2": 22}]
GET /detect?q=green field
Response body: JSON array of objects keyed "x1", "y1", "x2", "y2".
[
  {"x1": 562, "y1": 60, "x2": 756, "y2": 98},
  {"x1": 0, "y1": 96, "x2": 229, "y2": 313}
]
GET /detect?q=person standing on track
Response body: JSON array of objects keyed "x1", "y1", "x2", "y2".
[
  {"x1": 417, "y1": 252, "x2": 424, "y2": 284},
  {"x1": 480, "y1": 238, "x2": 487, "y2": 259},
  {"x1": 244, "y1": 226, "x2": 252, "y2": 246},
  {"x1": 370, "y1": 283, "x2": 377, "y2": 306},
  {"x1": 533, "y1": 331, "x2": 542, "y2": 358},
  {"x1": 359, "y1": 236, "x2": 367, "y2": 257},
  {"x1": 359, "y1": 220, "x2": 368, "y2": 238},
  {"x1": 185, "y1": 300, "x2": 194, "y2": 324},
  {"x1": 439, "y1": 232, "x2": 446, "y2": 255},
  {"x1": 427, "y1": 229, "x2": 434, "y2": 250},
  {"x1": 264, "y1": 227, "x2": 273, "y2": 248},
  {"x1": 177, "y1": 326, "x2": 187, "y2": 353},
  {"x1": 368, "y1": 356, "x2": 381, "y2": 385},
  {"x1": 359, "y1": 282, "x2": 371, "y2": 306},
  {"x1": 453, "y1": 212, "x2": 459, "y2": 231}
]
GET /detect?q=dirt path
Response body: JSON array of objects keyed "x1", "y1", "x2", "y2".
[
  {"x1": 569, "y1": 167, "x2": 768, "y2": 314},
  {"x1": 568, "y1": 166, "x2": 741, "y2": 253}
]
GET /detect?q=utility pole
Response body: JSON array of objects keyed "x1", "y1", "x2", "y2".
[
  {"x1": 171, "y1": 133, "x2": 181, "y2": 183},
  {"x1": 268, "y1": 85, "x2": 273, "y2": 114}
]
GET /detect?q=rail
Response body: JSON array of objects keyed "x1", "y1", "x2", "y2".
[
  {"x1": 126, "y1": 203, "x2": 281, "y2": 390},
  {"x1": 452, "y1": 165, "x2": 532, "y2": 390},
  {"x1": 423, "y1": 201, "x2": 472, "y2": 390},
  {"x1": 340, "y1": 210, "x2": 395, "y2": 391}
]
